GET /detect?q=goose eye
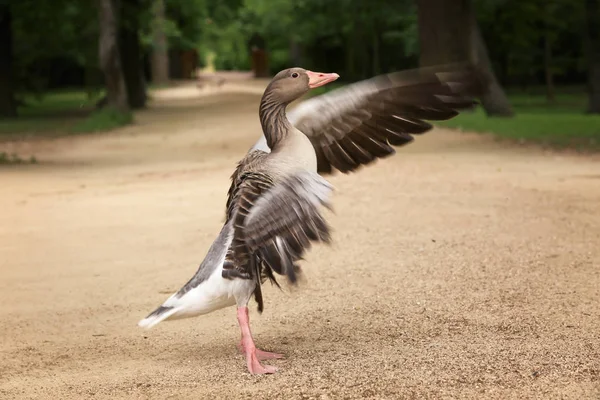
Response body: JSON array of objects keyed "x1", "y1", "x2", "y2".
[{"x1": 291, "y1": 72, "x2": 299, "y2": 78}]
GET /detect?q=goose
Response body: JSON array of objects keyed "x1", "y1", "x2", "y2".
[{"x1": 138, "y1": 64, "x2": 481, "y2": 375}]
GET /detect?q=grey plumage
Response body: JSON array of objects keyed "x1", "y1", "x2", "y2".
[
  {"x1": 222, "y1": 152, "x2": 333, "y2": 312},
  {"x1": 244, "y1": 171, "x2": 333, "y2": 285},
  {"x1": 139, "y1": 64, "x2": 482, "y2": 375},
  {"x1": 175, "y1": 220, "x2": 234, "y2": 298},
  {"x1": 140, "y1": 63, "x2": 481, "y2": 330}
]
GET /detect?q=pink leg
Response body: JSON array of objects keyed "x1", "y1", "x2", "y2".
[{"x1": 236, "y1": 307, "x2": 282, "y2": 374}]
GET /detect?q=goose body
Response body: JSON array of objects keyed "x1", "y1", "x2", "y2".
[{"x1": 138, "y1": 65, "x2": 482, "y2": 374}]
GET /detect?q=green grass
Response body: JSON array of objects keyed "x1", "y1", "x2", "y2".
[
  {"x1": 437, "y1": 88, "x2": 600, "y2": 151},
  {"x1": 439, "y1": 108, "x2": 600, "y2": 150},
  {"x1": 0, "y1": 89, "x2": 133, "y2": 139},
  {"x1": 0, "y1": 152, "x2": 37, "y2": 165},
  {"x1": 18, "y1": 90, "x2": 101, "y2": 117},
  {"x1": 72, "y1": 107, "x2": 133, "y2": 133},
  {"x1": 0, "y1": 90, "x2": 97, "y2": 138}
]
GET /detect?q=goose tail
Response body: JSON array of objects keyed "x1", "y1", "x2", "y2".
[
  {"x1": 138, "y1": 221, "x2": 236, "y2": 330},
  {"x1": 137, "y1": 303, "x2": 182, "y2": 329}
]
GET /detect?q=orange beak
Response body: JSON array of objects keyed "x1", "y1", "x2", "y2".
[{"x1": 306, "y1": 71, "x2": 340, "y2": 89}]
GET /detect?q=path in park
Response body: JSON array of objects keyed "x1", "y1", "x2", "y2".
[{"x1": 1, "y1": 80, "x2": 599, "y2": 399}]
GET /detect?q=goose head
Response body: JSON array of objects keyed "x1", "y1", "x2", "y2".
[{"x1": 265, "y1": 68, "x2": 339, "y2": 105}]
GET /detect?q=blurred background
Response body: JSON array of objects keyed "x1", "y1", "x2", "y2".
[
  {"x1": 0, "y1": 0, "x2": 599, "y2": 159},
  {"x1": 1, "y1": 3, "x2": 600, "y2": 397}
]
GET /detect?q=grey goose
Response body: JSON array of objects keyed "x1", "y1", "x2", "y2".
[{"x1": 138, "y1": 65, "x2": 481, "y2": 374}]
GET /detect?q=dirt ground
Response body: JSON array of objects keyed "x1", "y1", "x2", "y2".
[{"x1": 1, "y1": 81, "x2": 599, "y2": 400}]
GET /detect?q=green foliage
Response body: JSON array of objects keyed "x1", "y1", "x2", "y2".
[
  {"x1": 9, "y1": 0, "x2": 207, "y2": 99},
  {"x1": 144, "y1": 0, "x2": 208, "y2": 50},
  {"x1": 6, "y1": 0, "x2": 589, "y2": 94},
  {"x1": 11, "y1": 0, "x2": 100, "y2": 96},
  {"x1": 200, "y1": 0, "x2": 251, "y2": 70},
  {"x1": 207, "y1": 20, "x2": 251, "y2": 70},
  {"x1": 201, "y1": 0, "x2": 418, "y2": 76},
  {"x1": 72, "y1": 107, "x2": 133, "y2": 133},
  {"x1": 193, "y1": 0, "x2": 587, "y2": 88},
  {"x1": 475, "y1": 0, "x2": 586, "y2": 84}
]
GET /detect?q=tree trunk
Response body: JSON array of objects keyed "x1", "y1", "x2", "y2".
[
  {"x1": 120, "y1": 0, "x2": 146, "y2": 109},
  {"x1": 0, "y1": 3, "x2": 16, "y2": 118},
  {"x1": 98, "y1": 0, "x2": 129, "y2": 113},
  {"x1": 417, "y1": 0, "x2": 471, "y2": 66},
  {"x1": 585, "y1": 0, "x2": 600, "y2": 114},
  {"x1": 417, "y1": 0, "x2": 513, "y2": 117},
  {"x1": 544, "y1": 32, "x2": 555, "y2": 103},
  {"x1": 470, "y1": 14, "x2": 514, "y2": 117},
  {"x1": 250, "y1": 49, "x2": 269, "y2": 78},
  {"x1": 151, "y1": 0, "x2": 169, "y2": 85}
]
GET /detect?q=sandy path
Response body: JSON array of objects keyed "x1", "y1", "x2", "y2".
[{"x1": 1, "y1": 82, "x2": 599, "y2": 399}]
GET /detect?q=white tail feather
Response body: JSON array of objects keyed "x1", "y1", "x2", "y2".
[{"x1": 137, "y1": 305, "x2": 181, "y2": 329}]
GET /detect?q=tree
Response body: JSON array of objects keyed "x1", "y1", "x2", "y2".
[
  {"x1": 98, "y1": 0, "x2": 129, "y2": 113},
  {"x1": 417, "y1": 0, "x2": 514, "y2": 117},
  {"x1": 120, "y1": 0, "x2": 147, "y2": 109},
  {"x1": 585, "y1": 0, "x2": 600, "y2": 114},
  {"x1": 9, "y1": 0, "x2": 100, "y2": 100},
  {"x1": 417, "y1": 0, "x2": 471, "y2": 66},
  {"x1": 151, "y1": 0, "x2": 169, "y2": 84},
  {"x1": 0, "y1": 2, "x2": 17, "y2": 117},
  {"x1": 543, "y1": 30, "x2": 555, "y2": 103},
  {"x1": 469, "y1": 13, "x2": 514, "y2": 117}
]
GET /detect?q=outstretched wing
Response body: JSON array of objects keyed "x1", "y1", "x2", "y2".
[
  {"x1": 223, "y1": 170, "x2": 333, "y2": 282},
  {"x1": 243, "y1": 171, "x2": 333, "y2": 284},
  {"x1": 222, "y1": 169, "x2": 333, "y2": 311},
  {"x1": 251, "y1": 63, "x2": 482, "y2": 174}
]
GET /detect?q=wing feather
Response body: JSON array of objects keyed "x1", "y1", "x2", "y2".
[
  {"x1": 252, "y1": 63, "x2": 483, "y2": 175},
  {"x1": 243, "y1": 171, "x2": 334, "y2": 283}
]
